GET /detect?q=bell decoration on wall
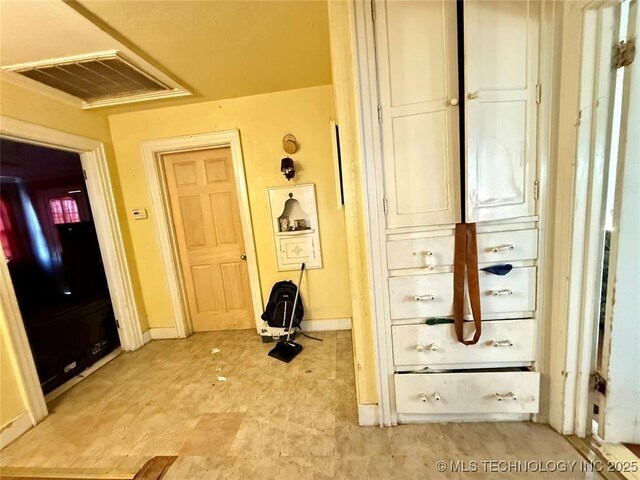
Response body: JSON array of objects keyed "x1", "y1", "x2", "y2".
[{"x1": 280, "y1": 157, "x2": 295, "y2": 181}]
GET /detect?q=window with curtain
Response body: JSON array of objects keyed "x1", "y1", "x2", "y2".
[
  {"x1": 49, "y1": 197, "x2": 81, "y2": 224},
  {"x1": 0, "y1": 197, "x2": 18, "y2": 259}
]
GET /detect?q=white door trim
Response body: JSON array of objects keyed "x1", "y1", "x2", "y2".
[
  {"x1": 0, "y1": 116, "x2": 145, "y2": 426},
  {"x1": 547, "y1": 0, "x2": 622, "y2": 436},
  {"x1": 140, "y1": 130, "x2": 263, "y2": 336},
  {"x1": 352, "y1": 0, "x2": 396, "y2": 427}
]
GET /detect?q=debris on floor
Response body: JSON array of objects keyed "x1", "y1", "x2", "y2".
[
  {"x1": 216, "y1": 366, "x2": 223, "y2": 372},
  {"x1": 211, "y1": 348, "x2": 221, "y2": 354},
  {"x1": 216, "y1": 376, "x2": 227, "y2": 382}
]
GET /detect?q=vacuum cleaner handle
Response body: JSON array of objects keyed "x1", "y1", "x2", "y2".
[{"x1": 285, "y1": 263, "x2": 305, "y2": 341}]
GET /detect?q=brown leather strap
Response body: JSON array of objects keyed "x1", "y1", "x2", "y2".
[{"x1": 453, "y1": 223, "x2": 482, "y2": 345}]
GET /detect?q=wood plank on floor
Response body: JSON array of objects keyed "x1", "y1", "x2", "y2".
[{"x1": 0, "y1": 456, "x2": 177, "y2": 480}]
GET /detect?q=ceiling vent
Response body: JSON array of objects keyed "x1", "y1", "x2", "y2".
[{"x1": 3, "y1": 51, "x2": 190, "y2": 109}]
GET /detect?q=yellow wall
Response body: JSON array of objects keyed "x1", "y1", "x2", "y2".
[
  {"x1": 328, "y1": 2, "x2": 378, "y2": 405},
  {"x1": 107, "y1": 85, "x2": 352, "y2": 328}
]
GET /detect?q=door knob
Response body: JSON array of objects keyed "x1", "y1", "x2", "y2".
[
  {"x1": 240, "y1": 253, "x2": 247, "y2": 261},
  {"x1": 448, "y1": 98, "x2": 459, "y2": 106},
  {"x1": 467, "y1": 91, "x2": 479, "y2": 100}
]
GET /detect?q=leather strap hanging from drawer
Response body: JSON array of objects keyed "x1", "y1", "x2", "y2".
[{"x1": 453, "y1": 223, "x2": 482, "y2": 345}]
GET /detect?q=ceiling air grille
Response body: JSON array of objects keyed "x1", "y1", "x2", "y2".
[{"x1": 12, "y1": 53, "x2": 171, "y2": 103}]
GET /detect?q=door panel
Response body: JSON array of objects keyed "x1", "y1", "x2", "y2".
[
  {"x1": 475, "y1": 101, "x2": 528, "y2": 207},
  {"x1": 375, "y1": 0, "x2": 461, "y2": 228},
  {"x1": 392, "y1": 112, "x2": 450, "y2": 215},
  {"x1": 465, "y1": 0, "x2": 540, "y2": 222},
  {"x1": 163, "y1": 148, "x2": 254, "y2": 331},
  {"x1": 210, "y1": 193, "x2": 239, "y2": 245}
]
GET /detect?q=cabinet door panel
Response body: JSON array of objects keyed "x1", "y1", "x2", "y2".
[
  {"x1": 465, "y1": 0, "x2": 539, "y2": 222},
  {"x1": 392, "y1": 112, "x2": 450, "y2": 216},
  {"x1": 375, "y1": 0, "x2": 461, "y2": 228}
]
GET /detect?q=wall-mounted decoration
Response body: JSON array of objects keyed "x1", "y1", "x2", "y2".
[
  {"x1": 268, "y1": 183, "x2": 322, "y2": 271},
  {"x1": 280, "y1": 157, "x2": 295, "y2": 180},
  {"x1": 330, "y1": 121, "x2": 345, "y2": 208},
  {"x1": 282, "y1": 134, "x2": 298, "y2": 154}
]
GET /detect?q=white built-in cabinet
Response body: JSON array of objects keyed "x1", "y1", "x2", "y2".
[{"x1": 369, "y1": 0, "x2": 545, "y2": 423}]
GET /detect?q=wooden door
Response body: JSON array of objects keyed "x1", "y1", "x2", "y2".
[
  {"x1": 464, "y1": 0, "x2": 540, "y2": 222},
  {"x1": 374, "y1": 0, "x2": 461, "y2": 228},
  {"x1": 163, "y1": 148, "x2": 254, "y2": 331}
]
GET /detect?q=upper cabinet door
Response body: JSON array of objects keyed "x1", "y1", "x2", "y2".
[
  {"x1": 464, "y1": 1, "x2": 540, "y2": 222},
  {"x1": 375, "y1": 0, "x2": 461, "y2": 228}
]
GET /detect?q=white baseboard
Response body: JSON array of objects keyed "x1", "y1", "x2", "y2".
[
  {"x1": 358, "y1": 404, "x2": 380, "y2": 426},
  {"x1": 142, "y1": 329, "x2": 152, "y2": 344},
  {"x1": 149, "y1": 327, "x2": 178, "y2": 339},
  {"x1": 1, "y1": 412, "x2": 33, "y2": 449},
  {"x1": 300, "y1": 318, "x2": 352, "y2": 332}
]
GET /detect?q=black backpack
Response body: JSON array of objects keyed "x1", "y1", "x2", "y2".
[{"x1": 261, "y1": 281, "x2": 304, "y2": 329}]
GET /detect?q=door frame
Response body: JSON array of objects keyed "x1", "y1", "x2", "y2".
[
  {"x1": 546, "y1": 0, "x2": 625, "y2": 437},
  {"x1": 0, "y1": 116, "x2": 145, "y2": 426},
  {"x1": 141, "y1": 130, "x2": 262, "y2": 336}
]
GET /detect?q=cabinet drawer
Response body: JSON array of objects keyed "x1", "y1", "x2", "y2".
[
  {"x1": 389, "y1": 273, "x2": 453, "y2": 320},
  {"x1": 470, "y1": 266, "x2": 536, "y2": 315},
  {"x1": 392, "y1": 319, "x2": 536, "y2": 367},
  {"x1": 477, "y1": 229, "x2": 538, "y2": 263},
  {"x1": 394, "y1": 371, "x2": 540, "y2": 414},
  {"x1": 387, "y1": 235, "x2": 454, "y2": 271},
  {"x1": 389, "y1": 267, "x2": 535, "y2": 320}
]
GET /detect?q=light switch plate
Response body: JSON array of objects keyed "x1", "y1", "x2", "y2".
[{"x1": 132, "y1": 208, "x2": 148, "y2": 219}]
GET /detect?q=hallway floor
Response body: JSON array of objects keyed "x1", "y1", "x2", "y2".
[{"x1": 0, "y1": 331, "x2": 598, "y2": 479}]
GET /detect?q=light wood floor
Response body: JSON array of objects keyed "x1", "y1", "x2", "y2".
[{"x1": 0, "y1": 331, "x2": 598, "y2": 479}]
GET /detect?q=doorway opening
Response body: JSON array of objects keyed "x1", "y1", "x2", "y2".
[{"x1": 0, "y1": 139, "x2": 120, "y2": 395}]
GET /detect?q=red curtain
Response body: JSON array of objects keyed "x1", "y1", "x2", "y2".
[{"x1": 0, "y1": 197, "x2": 19, "y2": 260}]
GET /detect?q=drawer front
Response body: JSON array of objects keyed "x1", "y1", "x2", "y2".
[
  {"x1": 395, "y1": 371, "x2": 540, "y2": 414},
  {"x1": 477, "y1": 229, "x2": 538, "y2": 263},
  {"x1": 392, "y1": 319, "x2": 536, "y2": 366},
  {"x1": 389, "y1": 273, "x2": 453, "y2": 320},
  {"x1": 389, "y1": 267, "x2": 535, "y2": 320},
  {"x1": 470, "y1": 266, "x2": 536, "y2": 315},
  {"x1": 387, "y1": 235, "x2": 454, "y2": 271}
]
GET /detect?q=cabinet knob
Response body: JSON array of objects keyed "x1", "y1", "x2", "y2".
[
  {"x1": 490, "y1": 339, "x2": 514, "y2": 348},
  {"x1": 419, "y1": 392, "x2": 441, "y2": 402},
  {"x1": 240, "y1": 253, "x2": 247, "y2": 261},
  {"x1": 490, "y1": 289, "x2": 513, "y2": 297},
  {"x1": 467, "y1": 91, "x2": 479, "y2": 100},
  {"x1": 494, "y1": 392, "x2": 518, "y2": 401},
  {"x1": 490, "y1": 244, "x2": 514, "y2": 253},
  {"x1": 416, "y1": 343, "x2": 438, "y2": 352},
  {"x1": 413, "y1": 250, "x2": 434, "y2": 270},
  {"x1": 414, "y1": 294, "x2": 435, "y2": 302},
  {"x1": 449, "y1": 98, "x2": 459, "y2": 106}
]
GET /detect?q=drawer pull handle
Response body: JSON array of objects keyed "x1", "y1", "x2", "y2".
[
  {"x1": 494, "y1": 392, "x2": 518, "y2": 401},
  {"x1": 491, "y1": 339, "x2": 514, "y2": 348},
  {"x1": 414, "y1": 294, "x2": 435, "y2": 302},
  {"x1": 490, "y1": 244, "x2": 515, "y2": 253},
  {"x1": 416, "y1": 343, "x2": 439, "y2": 352},
  {"x1": 490, "y1": 289, "x2": 513, "y2": 297},
  {"x1": 419, "y1": 392, "x2": 441, "y2": 402},
  {"x1": 413, "y1": 250, "x2": 435, "y2": 270}
]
